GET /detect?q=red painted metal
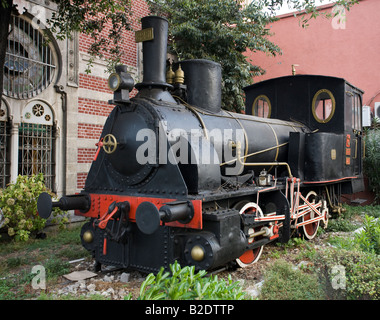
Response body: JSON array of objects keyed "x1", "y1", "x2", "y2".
[{"x1": 75, "y1": 194, "x2": 203, "y2": 230}]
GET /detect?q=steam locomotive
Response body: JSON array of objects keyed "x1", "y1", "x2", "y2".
[{"x1": 37, "y1": 16, "x2": 365, "y2": 273}]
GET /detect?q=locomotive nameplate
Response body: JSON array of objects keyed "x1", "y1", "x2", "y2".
[{"x1": 135, "y1": 28, "x2": 154, "y2": 42}]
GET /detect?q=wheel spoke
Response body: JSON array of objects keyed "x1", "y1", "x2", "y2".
[
  {"x1": 233, "y1": 201, "x2": 265, "y2": 267},
  {"x1": 301, "y1": 191, "x2": 321, "y2": 240}
]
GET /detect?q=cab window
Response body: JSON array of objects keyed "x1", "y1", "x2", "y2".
[
  {"x1": 352, "y1": 94, "x2": 362, "y2": 131},
  {"x1": 252, "y1": 95, "x2": 271, "y2": 118},
  {"x1": 312, "y1": 89, "x2": 335, "y2": 123}
]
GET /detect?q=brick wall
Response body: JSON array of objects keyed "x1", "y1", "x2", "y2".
[
  {"x1": 76, "y1": 172, "x2": 88, "y2": 190},
  {"x1": 77, "y1": 123, "x2": 103, "y2": 140},
  {"x1": 78, "y1": 98, "x2": 115, "y2": 117},
  {"x1": 78, "y1": 148, "x2": 97, "y2": 164},
  {"x1": 78, "y1": 74, "x2": 113, "y2": 94},
  {"x1": 76, "y1": 0, "x2": 150, "y2": 189}
]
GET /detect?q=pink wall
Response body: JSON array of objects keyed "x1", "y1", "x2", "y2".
[{"x1": 247, "y1": 0, "x2": 380, "y2": 111}]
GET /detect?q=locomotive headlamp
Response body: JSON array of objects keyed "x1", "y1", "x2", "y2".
[
  {"x1": 108, "y1": 65, "x2": 134, "y2": 103},
  {"x1": 108, "y1": 70, "x2": 134, "y2": 92},
  {"x1": 108, "y1": 73, "x2": 122, "y2": 92}
]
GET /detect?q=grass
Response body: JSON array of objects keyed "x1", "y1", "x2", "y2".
[
  {"x1": 259, "y1": 259, "x2": 325, "y2": 300},
  {"x1": 0, "y1": 221, "x2": 91, "y2": 300},
  {"x1": 0, "y1": 204, "x2": 379, "y2": 300},
  {"x1": 261, "y1": 204, "x2": 380, "y2": 300}
]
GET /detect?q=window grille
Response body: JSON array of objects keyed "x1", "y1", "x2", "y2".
[
  {"x1": 0, "y1": 119, "x2": 10, "y2": 189},
  {"x1": 18, "y1": 122, "x2": 56, "y2": 192},
  {"x1": 3, "y1": 14, "x2": 56, "y2": 99}
]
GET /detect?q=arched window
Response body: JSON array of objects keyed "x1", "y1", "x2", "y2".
[
  {"x1": 0, "y1": 100, "x2": 10, "y2": 188},
  {"x1": 252, "y1": 95, "x2": 271, "y2": 118},
  {"x1": 3, "y1": 14, "x2": 57, "y2": 99},
  {"x1": 19, "y1": 101, "x2": 56, "y2": 191},
  {"x1": 312, "y1": 89, "x2": 336, "y2": 123}
]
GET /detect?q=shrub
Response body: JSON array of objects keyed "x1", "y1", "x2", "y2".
[
  {"x1": 0, "y1": 174, "x2": 68, "y2": 241},
  {"x1": 364, "y1": 128, "x2": 380, "y2": 203},
  {"x1": 326, "y1": 217, "x2": 357, "y2": 232},
  {"x1": 354, "y1": 215, "x2": 380, "y2": 255},
  {"x1": 259, "y1": 259, "x2": 325, "y2": 300},
  {"x1": 128, "y1": 261, "x2": 248, "y2": 300},
  {"x1": 314, "y1": 248, "x2": 380, "y2": 300},
  {"x1": 45, "y1": 258, "x2": 71, "y2": 280},
  {"x1": 363, "y1": 205, "x2": 380, "y2": 219}
]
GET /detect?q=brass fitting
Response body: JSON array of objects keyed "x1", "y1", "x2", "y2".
[
  {"x1": 174, "y1": 64, "x2": 185, "y2": 84},
  {"x1": 166, "y1": 65, "x2": 175, "y2": 84}
]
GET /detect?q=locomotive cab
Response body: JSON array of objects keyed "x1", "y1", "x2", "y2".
[{"x1": 244, "y1": 75, "x2": 365, "y2": 194}]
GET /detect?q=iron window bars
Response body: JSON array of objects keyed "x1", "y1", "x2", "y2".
[{"x1": 3, "y1": 14, "x2": 56, "y2": 99}]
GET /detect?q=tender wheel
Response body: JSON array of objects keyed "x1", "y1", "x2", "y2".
[
  {"x1": 234, "y1": 201, "x2": 264, "y2": 267},
  {"x1": 301, "y1": 191, "x2": 321, "y2": 240}
]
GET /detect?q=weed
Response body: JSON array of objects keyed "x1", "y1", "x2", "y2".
[
  {"x1": 132, "y1": 261, "x2": 248, "y2": 300},
  {"x1": 0, "y1": 222, "x2": 88, "y2": 300},
  {"x1": 37, "y1": 292, "x2": 108, "y2": 300},
  {"x1": 0, "y1": 270, "x2": 35, "y2": 300},
  {"x1": 259, "y1": 259, "x2": 325, "y2": 300},
  {"x1": 326, "y1": 217, "x2": 357, "y2": 232},
  {"x1": 354, "y1": 215, "x2": 380, "y2": 254},
  {"x1": 327, "y1": 235, "x2": 356, "y2": 251},
  {"x1": 44, "y1": 258, "x2": 70, "y2": 280},
  {"x1": 314, "y1": 248, "x2": 380, "y2": 300}
]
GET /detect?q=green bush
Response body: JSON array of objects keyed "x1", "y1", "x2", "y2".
[
  {"x1": 0, "y1": 174, "x2": 68, "y2": 241},
  {"x1": 326, "y1": 217, "x2": 357, "y2": 232},
  {"x1": 314, "y1": 248, "x2": 380, "y2": 300},
  {"x1": 363, "y1": 205, "x2": 380, "y2": 219},
  {"x1": 127, "y1": 261, "x2": 248, "y2": 300},
  {"x1": 364, "y1": 128, "x2": 380, "y2": 202},
  {"x1": 259, "y1": 259, "x2": 325, "y2": 300},
  {"x1": 354, "y1": 215, "x2": 380, "y2": 254}
]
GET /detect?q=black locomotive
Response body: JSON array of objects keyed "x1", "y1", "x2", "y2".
[{"x1": 38, "y1": 16, "x2": 365, "y2": 273}]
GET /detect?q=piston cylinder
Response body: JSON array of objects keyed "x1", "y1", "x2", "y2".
[{"x1": 178, "y1": 59, "x2": 222, "y2": 113}]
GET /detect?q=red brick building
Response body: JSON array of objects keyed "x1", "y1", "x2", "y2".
[
  {"x1": 73, "y1": 0, "x2": 150, "y2": 192},
  {"x1": 0, "y1": 0, "x2": 150, "y2": 195},
  {"x1": 246, "y1": 0, "x2": 380, "y2": 116}
]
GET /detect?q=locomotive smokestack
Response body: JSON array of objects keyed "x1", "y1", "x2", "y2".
[{"x1": 135, "y1": 16, "x2": 172, "y2": 95}]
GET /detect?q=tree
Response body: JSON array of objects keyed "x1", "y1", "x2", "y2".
[
  {"x1": 0, "y1": 0, "x2": 133, "y2": 104},
  {"x1": 48, "y1": 0, "x2": 133, "y2": 70},
  {"x1": 149, "y1": 0, "x2": 359, "y2": 112},
  {"x1": 0, "y1": 0, "x2": 359, "y2": 110}
]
